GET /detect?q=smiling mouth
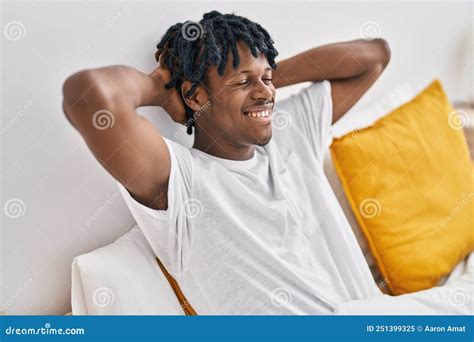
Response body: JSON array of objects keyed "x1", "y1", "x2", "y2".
[
  {"x1": 243, "y1": 108, "x2": 272, "y2": 118},
  {"x1": 242, "y1": 105, "x2": 273, "y2": 125}
]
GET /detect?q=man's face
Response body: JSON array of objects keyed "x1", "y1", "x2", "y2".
[{"x1": 198, "y1": 40, "x2": 276, "y2": 149}]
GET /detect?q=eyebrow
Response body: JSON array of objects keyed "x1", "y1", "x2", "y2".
[{"x1": 233, "y1": 67, "x2": 272, "y2": 75}]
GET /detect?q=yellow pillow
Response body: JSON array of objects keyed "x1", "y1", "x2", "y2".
[{"x1": 330, "y1": 79, "x2": 473, "y2": 295}]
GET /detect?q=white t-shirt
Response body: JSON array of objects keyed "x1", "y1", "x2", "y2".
[{"x1": 117, "y1": 80, "x2": 382, "y2": 314}]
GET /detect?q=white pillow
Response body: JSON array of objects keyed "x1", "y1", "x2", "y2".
[{"x1": 71, "y1": 225, "x2": 184, "y2": 315}]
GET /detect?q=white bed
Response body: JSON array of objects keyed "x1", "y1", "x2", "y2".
[{"x1": 71, "y1": 223, "x2": 473, "y2": 315}]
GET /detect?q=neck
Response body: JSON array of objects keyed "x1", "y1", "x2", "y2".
[{"x1": 192, "y1": 129, "x2": 255, "y2": 161}]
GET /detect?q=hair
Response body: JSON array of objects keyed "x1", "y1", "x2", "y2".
[{"x1": 155, "y1": 10, "x2": 278, "y2": 135}]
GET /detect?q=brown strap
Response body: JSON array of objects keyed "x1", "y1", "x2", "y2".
[{"x1": 155, "y1": 257, "x2": 197, "y2": 315}]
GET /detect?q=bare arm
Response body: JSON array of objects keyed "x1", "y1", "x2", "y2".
[
  {"x1": 273, "y1": 38, "x2": 391, "y2": 124},
  {"x1": 62, "y1": 65, "x2": 185, "y2": 210}
]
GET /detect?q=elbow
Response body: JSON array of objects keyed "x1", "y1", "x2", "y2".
[
  {"x1": 62, "y1": 69, "x2": 104, "y2": 126},
  {"x1": 62, "y1": 70, "x2": 94, "y2": 111},
  {"x1": 62, "y1": 75, "x2": 79, "y2": 126},
  {"x1": 355, "y1": 38, "x2": 391, "y2": 72},
  {"x1": 373, "y1": 38, "x2": 391, "y2": 67}
]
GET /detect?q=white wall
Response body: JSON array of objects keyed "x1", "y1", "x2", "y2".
[{"x1": 1, "y1": 0, "x2": 471, "y2": 314}]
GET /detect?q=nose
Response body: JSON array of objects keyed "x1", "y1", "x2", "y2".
[{"x1": 251, "y1": 79, "x2": 274, "y2": 102}]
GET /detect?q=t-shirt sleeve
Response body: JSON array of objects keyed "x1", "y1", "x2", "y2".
[
  {"x1": 116, "y1": 137, "x2": 193, "y2": 276},
  {"x1": 274, "y1": 80, "x2": 334, "y2": 163}
]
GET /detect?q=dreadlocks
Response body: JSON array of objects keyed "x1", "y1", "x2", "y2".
[{"x1": 155, "y1": 10, "x2": 278, "y2": 135}]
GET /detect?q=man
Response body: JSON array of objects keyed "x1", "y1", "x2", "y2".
[{"x1": 62, "y1": 10, "x2": 391, "y2": 314}]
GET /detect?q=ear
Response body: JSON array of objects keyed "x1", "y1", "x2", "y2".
[{"x1": 181, "y1": 81, "x2": 210, "y2": 113}]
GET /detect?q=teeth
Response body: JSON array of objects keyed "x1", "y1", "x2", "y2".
[{"x1": 246, "y1": 109, "x2": 271, "y2": 118}]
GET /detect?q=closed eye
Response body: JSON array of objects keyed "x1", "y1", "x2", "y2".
[{"x1": 237, "y1": 78, "x2": 273, "y2": 86}]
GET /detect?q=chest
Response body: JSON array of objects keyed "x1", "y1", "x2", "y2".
[{"x1": 194, "y1": 154, "x2": 328, "y2": 249}]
